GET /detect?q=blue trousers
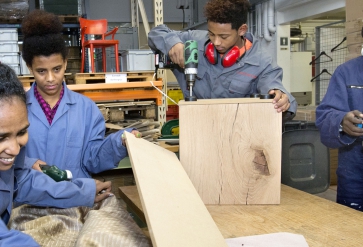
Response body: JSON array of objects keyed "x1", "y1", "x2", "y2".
[{"x1": 337, "y1": 165, "x2": 363, "y2": 211}]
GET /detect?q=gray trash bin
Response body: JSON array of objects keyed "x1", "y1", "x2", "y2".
[{"x1": 281, "y1": 121, "x2": 330, "y2": 194}]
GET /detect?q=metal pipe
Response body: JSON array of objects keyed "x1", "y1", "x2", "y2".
[
  {"x1": 267, "y1": 0, "x2": 276, "y2": 33},
  {"x1": 263, "y1": 1, "x2": 272, "y2": 42}
]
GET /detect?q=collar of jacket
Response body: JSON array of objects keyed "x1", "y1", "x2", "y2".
[
  {"x1": 26, "y1": 82, "x2": 77, "y2": 106},
  {"x1": 239, "y1": 33, "x2": 260, "y2": 67}
]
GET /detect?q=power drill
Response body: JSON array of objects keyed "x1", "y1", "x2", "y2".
[
  {"x1": 184, "y1": 40, "x2": 198, "y2": 101},
  {"x1": 39, "y1": 164, "x2": 73, "y2": 182},
  {"x1": 154, "y1": 40, "x2": 198, "y2": 101}
]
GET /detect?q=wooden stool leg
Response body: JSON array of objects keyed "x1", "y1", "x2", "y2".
[
  {"x1": 102, "y1": 47, "x2": 106, "y2": 72},
  {"x1": 115, "y1": 44, "x2": 119, "y2": 72},
  {"x1": 90, "y1": 44, "x2": 95, "y2": 73},
  {"x1": 81, "y1": 46, "x2": 85, "y2": 73}
]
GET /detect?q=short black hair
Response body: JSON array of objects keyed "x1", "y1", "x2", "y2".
[
  {"x1": 21, "y1": 9, "x2": 68, "y2": 66},
  {"x1": 0, "y1": 63, "x2": 26, "y2": 104},
  {"x1": 204, "y1": 0, "x2": 250, "y2": 30}
]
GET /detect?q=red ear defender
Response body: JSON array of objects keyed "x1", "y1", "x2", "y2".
[
  {"x1": 204, "y1": 42, "x2": 218, "y2": 65},
  {"x1": 204, "y1": 41, "x2": 241, "y2": 67},
  {"x1": 221, "y1": 46, "x2": 240, "y2": 67}
]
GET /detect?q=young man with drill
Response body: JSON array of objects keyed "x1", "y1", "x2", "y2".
[{"x1": 148, "y1": 0, "x2": 296, "y2": 118}]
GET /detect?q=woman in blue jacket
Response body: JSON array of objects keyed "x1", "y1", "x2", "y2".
[
  {"x1": 21, "y1": 10, "x2": 139, "y2": 178},
  {"x1": 0, "y1": 63, "x2": 112, "y2": 245}
]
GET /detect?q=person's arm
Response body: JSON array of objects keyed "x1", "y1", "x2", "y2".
[
  {"x1": 316, "y1": 67, "x2": 360, "y2": 148},
  {"x1": 80, "y1": 107, "x2": 129, "y2": 174},
  {"x1": 0, "y1": 220, "x2": 39, "y2": 247},
  {"x1": 148, "y1": 24, "x2": 185, "y2": 56},
  {"x1": 255, "y1": 58, "x2": 297, "y2": 115},
  {"x1": 24, "y1": 156, "x2": 40, "y2": 170},
  {"x1": 148, "y1": 24, "x2": 207, "y2": 68},
  {"x1": 14, "y1": 167, "x2": 97, "y2": 208}
]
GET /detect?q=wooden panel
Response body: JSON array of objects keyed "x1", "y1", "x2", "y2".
[
  {"x1": 119, "y1": 185, "x2": 363, "y2": 246},
  {"x1": 124, "y1": 132, "x2": 227, "y2": 247},
  {"x1": 66, "y1": 81, "x2": 163, "y2": 105},
  {"x1": 179, "y1": 99, "x2": 282, "y2": 204}
]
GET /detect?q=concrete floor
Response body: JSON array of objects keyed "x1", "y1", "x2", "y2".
[{"x1": 315, "y1": 185, "x2": 337, "y2": 202}]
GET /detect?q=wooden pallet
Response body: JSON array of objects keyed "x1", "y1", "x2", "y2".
[
  {"x1": 18, "y1": 73, "x2": 74, "y2": 87},
  {"x1": 98, "y1": 101, "x2": 157, "y2": 122},
  {"x1": 57, "y1": 15, "x2": 79, "y2": 23},
  {"x1": 0, "y1": 18, "x2": 22, "y2": 24},
  {"x1": 74, "y1": 71, "x2": 155, "y2": 84}
]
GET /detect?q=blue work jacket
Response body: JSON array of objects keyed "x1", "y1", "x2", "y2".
[
  {"x1": 0, "y1": 148, "x2": 95, "y2": 246},
  {"x1": 316, "y1": 56, "x2": 363, "y2": 209},
  {"x1": 25, "y1": 82, "x2": 131, "y2": 179},
  {"x1": 148, "y1": 24, "x2": 297, "y2": 115}
]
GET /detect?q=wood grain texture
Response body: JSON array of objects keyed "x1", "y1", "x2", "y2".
[
  {"x1": 124, "y1": 132, "x2": 227, "y2": 247},
  {"x1": 120, "y1": 185, "x2": 363, "y2": 246},
  {"x1": 179, "y1": 99, "x2": 281, "y2": 204}
]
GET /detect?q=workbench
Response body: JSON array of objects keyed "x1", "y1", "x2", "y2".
[{"x1": 119, "y1": 185, "x2": 363, "y2": 246}]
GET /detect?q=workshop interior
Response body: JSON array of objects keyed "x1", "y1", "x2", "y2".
[{"x1": 0, "y1": 0, "x2": 362, "y2": 246}]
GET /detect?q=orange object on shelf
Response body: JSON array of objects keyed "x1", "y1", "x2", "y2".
[
  {"x1": 80, "y1": 18, "x2": 119, "y2": 73},
  {"x1": 67, "y1": 81, "x2": 163, "y2": 105},
  {"x1": 166, "y1": 105, "x2": 179, "y2": 121}
]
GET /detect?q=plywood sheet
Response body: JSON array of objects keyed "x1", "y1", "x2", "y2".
[
  {"x1": 124, "y1": 132, "x2": 227, "y2": 247},
  {"x1": 179, "y1": 99, "x2": 281, "y2": 204}
]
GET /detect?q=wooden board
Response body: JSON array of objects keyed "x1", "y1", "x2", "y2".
[
  {"x1": 119, "y1": 185, "x2": 363, "y2": 246},
  {"x1": 74, "y1": 71, "x2": 155, "y2": 84},
  {"x1": 179, "y1": 98, "x2": 282, "y2": 204},
  {"x1": 124, "y1": 132, "x2": 227, "y2": 247}
]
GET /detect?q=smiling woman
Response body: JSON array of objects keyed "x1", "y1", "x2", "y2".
[
  {"x1": 0, "y1": 63, "x2": 118, "y2": 246},
  {"x1": 0, "y1": 64, "x2": 29, "y2": 171}
]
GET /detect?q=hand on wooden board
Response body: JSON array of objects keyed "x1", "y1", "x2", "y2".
[
  {"x1": 269, "y1": 89, "x2": 290, "y2": 113},
  {"x1": 121, "y1": 130, "x2": 142, "y2": 146}
]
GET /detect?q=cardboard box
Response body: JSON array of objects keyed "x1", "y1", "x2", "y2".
[
  {"x1": 291, "y1": 92, "x2": 312, "y2": 106},
  {"x1": 345, "y1": 52, "x2": 361, "y2": 62},
  {"x1": 347, "y1": 30, "x2": 363, "y2": 46},
  {"x1": 346, "y1": 18, "x2": 363, "y2": 34},
  {"x1": 346, "y1": 0, "x2": 363, "y2": 22},
  {"x1": 293, "y1": 106, "x2": 317, "y2": 122}
]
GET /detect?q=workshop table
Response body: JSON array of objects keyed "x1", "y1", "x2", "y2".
[{"x1": 119, "y1": 184, "x2": 363, "y2": 246}]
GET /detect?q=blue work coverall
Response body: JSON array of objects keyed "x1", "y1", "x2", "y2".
[
  {"x1": 148, "y1": 24, "x2": 297, "y2": 115},
  {"x1": 25, "y1": 82, "x2": 132, "y2": 179},
  {"x1": 0, "y1": 148, "x2": 95, "y2": 246},
  {"x1": 316, "y1": 56, "x2": 363, "y2": 211}
]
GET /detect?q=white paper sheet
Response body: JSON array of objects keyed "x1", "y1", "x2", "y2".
[{"x1": 225, "y1": 232, "x2": 309, "y2": 247}]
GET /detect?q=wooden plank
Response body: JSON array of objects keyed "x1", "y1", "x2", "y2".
[
  {"x1": 118, "y1": 186, "x2": 146, "y2": 224},
  {"x1": 178, "y1": 98, "x2": 271, "y2": 105},
  {"x1": 124, "y1": 132, "x2": 227, "y2": 247},
  {"x1": 119, "y1": 185, "x2": 363, "y2": 246},
  {"x1": 74, "y1": 72, "x2": 155, "y2": 84},
  {"x1": 67, "y1": 81, "x2": 162, "y2": 91},
  {"x1": 179, "y1": 98, "x2": 281, "y2": 204}
]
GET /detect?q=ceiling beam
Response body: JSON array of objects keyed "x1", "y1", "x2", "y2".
[{"x1": 276, "y1": 0, "x2": 345, "y2": 25}]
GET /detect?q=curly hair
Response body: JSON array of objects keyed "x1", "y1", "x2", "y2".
[
  {"x1": 21, "y1": 9, "x2": 68, "y2": 66},
  {"x1": 0, "y1": 63, "x2": 26, "y2": 104},
  {"x1": 204, "y1": 0, "x2": 250, "y2": 30}
]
